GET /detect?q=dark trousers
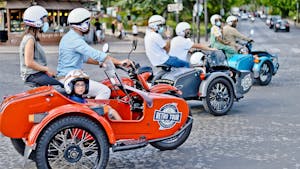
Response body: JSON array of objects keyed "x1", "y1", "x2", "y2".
[{"x1": 26, "y1": 72, "x2": 63, "y2": 87}]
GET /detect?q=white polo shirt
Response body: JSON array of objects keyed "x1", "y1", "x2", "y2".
[
  {"x1": 168, "y1": 36, "x2": 194, "y2": 61},
  {"x1": 144, "y1": 29, "x2": 169, "y2": 66}
]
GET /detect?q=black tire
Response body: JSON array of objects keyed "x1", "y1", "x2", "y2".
[
  {"x1": 35, "y1": 116, "x2": 109, "y2": 169},
  {"x1": 11, "y1": 138, "x2": 36, "y2": 161},
  {"x1": 203, "y1": 77, "x2": 234, "y2": 116},
  {"x1": 257, "y1": 61, "x2": 272, "y2": 86},
  {"x1": 150, "y1": 112, "x2": 192, "y2": 150}
]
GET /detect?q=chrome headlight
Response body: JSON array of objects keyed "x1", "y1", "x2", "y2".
[{"x1": 241, "y1": 74, "x2": 252, "y2": 92}]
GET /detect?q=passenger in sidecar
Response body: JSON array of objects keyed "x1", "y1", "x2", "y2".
[{"x1": 64, "y1": 69, "x2": 122, "y2": 120}]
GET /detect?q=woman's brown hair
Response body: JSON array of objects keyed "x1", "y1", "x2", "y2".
[{"x1": 22, "y1": 26, "x2": 40, "y2": 41}]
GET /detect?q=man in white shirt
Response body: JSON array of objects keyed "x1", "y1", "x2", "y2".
[
  {"x1": 169, "y1": 22, "x2": 216, "y2": 61},
  {"x1": 132, "y1": 23, "x2": 138, "y2": 36},
  {"x1": 144, "y1": 15, "x2": 190, "y2": 68}
]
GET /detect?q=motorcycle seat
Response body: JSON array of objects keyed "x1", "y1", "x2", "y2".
[{"x1": 156, "y1": 64, "x2": 171, "y2": 71}]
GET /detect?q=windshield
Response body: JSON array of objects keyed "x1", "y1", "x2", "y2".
[
  {"x1": 206, "y1": 50, "x2": 228, "y2": 67},
  {"x1": 104, "y1": 59, "x2": 122, "y2": 86}
]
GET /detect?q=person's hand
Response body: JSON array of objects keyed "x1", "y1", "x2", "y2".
[
  {"x1": 120, "y1": 59, "x2": 133, "y2": 67},
  {"x1": 45, "y1": 68, "x2": 56, "y2": 77},
  {"x1": 165, "y1": 29, "x2": 171, "y2": 39},
  {"x1": 224, "y1": 41, "x2": 230, "y2": 45}
]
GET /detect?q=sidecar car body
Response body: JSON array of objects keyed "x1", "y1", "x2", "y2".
[{"x1": 0, "y1": 84, "x2": 192, "y2": 168}]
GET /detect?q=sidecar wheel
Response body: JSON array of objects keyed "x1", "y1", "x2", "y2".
[
  {"x1": 10, "y1": 138, "x2": 36, "y2": 161},
  {"x1": 203, "y1": 78, "x2": 234, "y2": 116},
  {"x1": 150, "y1": 112, "x2": 192, "y2": 151},
  {"x1": 257, "y1": 61, "x2": 272, "y2": 86},
  {"x1": 35, "y1": 116, "x2": 109, "y2": 169}
]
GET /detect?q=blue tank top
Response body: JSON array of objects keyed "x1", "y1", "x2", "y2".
[{"x1": 69, "y1": 95, "x2": 86, "y2": 103}]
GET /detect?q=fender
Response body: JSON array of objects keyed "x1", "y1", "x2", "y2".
[
  {"x1": 149, "y1": 84, "x2": 182, "y2": 95},
  {"x1": 251, "y1": 51, "x2": 272, "y2": 57},
  {"x1": 199, "y1": 72, "x2": 238, "y2": 98},
  {"x1": 252, "y1": 57, "x2": 273, "y2": 78},
  {"x1": 26, "y1": 104, "x2": 116, "y2": 148}
]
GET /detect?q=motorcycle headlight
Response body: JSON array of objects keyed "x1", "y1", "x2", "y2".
[
  {"x1": 272, "y1": 56, "x2": 278, "y2": 65},
  {"x1": 241, "y1": 74, "x2": 252, "y2": 92}
]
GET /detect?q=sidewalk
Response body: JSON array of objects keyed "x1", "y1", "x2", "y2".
[
  {"x1": 0, "y1": 32, "x2": 145, "y2": 54},
  {"x1": 287, "y1": 19, "x2": 300, "y2": 28}
]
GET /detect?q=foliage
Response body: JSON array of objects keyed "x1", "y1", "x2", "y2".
[
  {"x1": 100, "y1": 0, "x2": 297, "y2": 25},
  {"x1": 260, "y1": 0, "x2": 297, "y2": 17}
]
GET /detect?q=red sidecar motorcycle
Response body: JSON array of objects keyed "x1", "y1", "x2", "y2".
[{"x1": 0, "y1": 59, "x2": 192, "y2": 169}]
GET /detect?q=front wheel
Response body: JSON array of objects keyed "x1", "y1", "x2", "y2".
[
  {"x1": 150, "y1": 113, "x2": 192, "y2": 151},
  {"x1": 203, "y1": 78, "x2": 234, "y2": 116},
  {"x1": 257, "y1": 61, "x2": 272, "y2": 86},
  {"x1": 35, "y1": 116, "x2": 109, "y2": 169}
]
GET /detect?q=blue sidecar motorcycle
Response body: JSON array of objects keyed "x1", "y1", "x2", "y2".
[{"x1": 228, "y1": 41, "x2": 279, "y2": 85}]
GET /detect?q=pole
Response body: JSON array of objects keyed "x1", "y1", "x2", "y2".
[
  {"x1": 204, "y1": 0, "x2": 208, "y2": 41},
  {"x1": 97, "y1": 0, "x2": 102, "y2": 12},
  {"x1": 220, "y1": 0, "x2": 224, "y2": 16},
  {"x1": 196, "y1": 0, "x2": 200, "y2": 43},
  {"x1": 176, "y1": 10, "x2": 179, "y2": 23},
  {"x1": 297, "y1": 1, "x2": 299, "y2": 24}
]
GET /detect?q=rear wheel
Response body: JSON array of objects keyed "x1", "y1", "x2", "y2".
[
  {"x1": 203, "y1": 77, "x2": 234, "y2": 116},
  {"x1": 150, "y1": 112, "x2": 192, "y2": 150},
  {"x1": 257, "y1": 61, "x2": 272, "y2": 86},
  {"x1": 35, "y1": 116, "x2": 109, "y2": 169}
]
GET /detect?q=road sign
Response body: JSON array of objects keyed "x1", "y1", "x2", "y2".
[{"x1": 167, "y1": 3, "x2": 183, "y2": 12}]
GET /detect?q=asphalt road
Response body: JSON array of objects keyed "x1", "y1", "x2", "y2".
[{"x1": 1, "y1": 18, "x2": 300, "y2": 169}]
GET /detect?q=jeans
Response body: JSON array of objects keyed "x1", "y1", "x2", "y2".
[
  {"x1": 164, "y1": 56, "x2": 190, "y2": 68},
  {"x1": 26, "y1": 72, "x2": 63, "y2": 87}
]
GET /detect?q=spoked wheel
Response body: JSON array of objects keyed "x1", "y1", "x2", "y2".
[
  {"x1": 150, "y1": 112, "x2": 192, "y2": 151},
  {"x1": 257, "y1": 62, "x2": 272, "y2": 86},
  {"x1": 35, "y1": 116, "x2": 109, "y2": 169},
  {"x1": 203, "y1": 78, "x2": 234, "y2": 116},
  {"x1": 10, "y1": 138, "x2": 36, "y2": 161}
]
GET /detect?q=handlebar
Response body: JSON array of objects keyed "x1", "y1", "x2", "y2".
[{"x1": 115, "y1": 61, "x2": 138, "y2": 73}]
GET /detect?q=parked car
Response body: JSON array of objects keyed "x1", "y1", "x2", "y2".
[
  {"x1": 269, "y1": 15, "x2": 281, "y2": 29},
  {"x1": 274, "y1": 20, "x2": 290, "y2": 32},
  {"x1": 266, "y1": 15, "x2": 272, "y2": 25},
  {"x1": 260, "y1": 14, "x2": 267, "y2": 19},
  {"x1": 241, "y1": 13, "x2": 248, "y2": 20}
]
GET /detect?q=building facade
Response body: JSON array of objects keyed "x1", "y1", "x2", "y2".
[{"x1": 0, "y1": 0, "x2": 95, "y2": 45}]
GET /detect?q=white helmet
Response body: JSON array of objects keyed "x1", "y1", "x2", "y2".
[
  {"x1": 176, "y1": 22, "x2": 191, "y2": 37},
  {"x1": 190, "y1": 52, "x2": 205, "y2": 66},
  {"x1": 68, "y1": 8, "x2": 91, "y2": 32},
  {"x1": 23, "y1": 5, "x2": 48, "y2": 28},
  {"x1": 226, "y1": 15, "x2": 238, "y2": 26},
  {"x1": 64, "y1": 69, "x2": 89, "y2": 95},
  {"x1": 210, "y1": 14, "x2": 222, "y2": 25},
  {"x1": 148, "y1": 15, "x2": 165, "y2": 31}
]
